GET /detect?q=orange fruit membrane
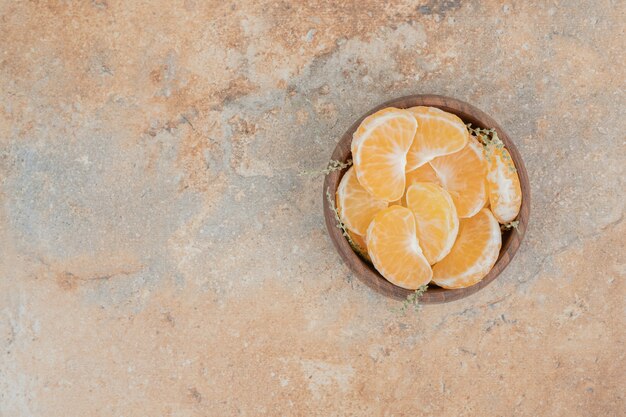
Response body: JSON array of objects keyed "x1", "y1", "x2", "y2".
[
  {"x1": 405, "y1": 106, "x2": 469, "y2": 171},
  {"x1": 366, "y1": 206, "x2": 432, "y2": 289},
  {"x1": 430, "y1": 137, "x2": 488, "y2": 218},
  {"x1": 432, "y1": 208, "x2": 502, "y2": 289},
  {"x1": 405, "y1": 183, "x2": 459, "y2": 265},
  {"x1": 352, "y1": 108, "x2": 417, "y2": 202},
  {"x1": 336, "y1": 166, "x2": 388, "y2": 235},
  {"x1": 486, "y1": 145, "x2": 522, "y2": 223}
]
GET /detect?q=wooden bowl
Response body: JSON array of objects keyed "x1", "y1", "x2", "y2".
[{"x1": 323, "y1": 94, "x2": 530, "y2": 304}]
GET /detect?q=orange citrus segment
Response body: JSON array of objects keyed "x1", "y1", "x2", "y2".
[
  {"x1": 486, "y1": 145, "x2": 522, "y2": 223},
  {"x1": 352, "y1": 108, "x2": 417, "y2": 202},
  {"x1": 405, "y1": 106, "x2": 469, "y2": 171},
  {"x1": 432, "y1": 208, "x2": 501, "y2": 289},
  {"x1": 336, "y1": 166, "x2": 388, "y2": 235},
  {"x1": 405, "y1": 162, "x2": 441, "y2": 186},
  {"x1": 347, "y1": 230, "x2": 370, "y2": 262},
  {"x1": 405, "y1": 183, "x2": 459, "y2": 265},
  {"x1": 399, "y1": 162, "x2": 442, "y2": 206},
  {"x1": 366, "y1": 206, "x2": 432, "y2": 289},
  {"x1": 430, "y1": 137, "x2": 488, "y2": 218}
]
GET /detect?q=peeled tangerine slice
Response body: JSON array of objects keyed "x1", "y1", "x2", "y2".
[
  {"x1": 347, "y1": 230, "x2": 370, "y2": 262},
  {"x1": 405, "y1": 183, "x2": 459, "y2": 265},
  {"x1": 486, "y1": 145, "x2": 522, "y2": 223},
  {"x1": 366, "y1": 206, "x2": 432, "y2": 290},
  {"x1": 405, "y1": 162, "x2": 441, "y2": 186},
  {"x1": 432, "y1": 208, "x2": 502, "y2": 289},
  {"x1": 430, "y1": 137, "x2": 488, "y2": 218},
  {"x1": 336, "y1": 166, "x2": 388, "y2": 235},
  {"x1": 405, "y1": 106, "x2": 469, "y2": 171},
  {"x1": 399, "y1": 163, "x2": 442, "y2": 206},
  {"x1": 352, "y1": 108, "x2": 417, "y2": 202}
]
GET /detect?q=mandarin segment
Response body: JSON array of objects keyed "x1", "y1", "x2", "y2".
[
  {"x1": 405, "y1": 183, "x2": 459, "y2": 265},
  {"x1": 405, "y1": 106, "x2": 469, "y2": 171},
  {"x1": 352, "y1": 108, "x2": 417, "y2": 202},
  {"x1": 400, "y1": 163, "x2": 442, "y2": 206},
  {"x1": 430, "y1": 137, "x2": 488, "y2": 218},
  {"x1": 366, "y1": 206, "x2": 432, "y2": 290},
  {"x1": 406, "y1": 162, "x2": 441, "y2": 186},
  {"x1": 336, "y1": 166, "x2": 388, "y2": 235},
  {"x1": 486, "y1": 145, "x2": 522, "y2": 223},
  {"x1": 348, "y1": 230, "x2": 368, "y2": 252},
  {"x1": 347, "y1": 230, "x2": 370, "y2": 262},
  {"x1": 432, "y1": 208, "x2": 502, "y2": 289}
]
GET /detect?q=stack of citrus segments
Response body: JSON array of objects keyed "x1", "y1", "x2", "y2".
[{"x1": 336, "y1": 107, "x2": 522, "y2": 290}]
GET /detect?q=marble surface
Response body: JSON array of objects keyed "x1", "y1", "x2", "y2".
[{"x1": 1, "y1": 1, "x2": 624, "y2": 416}]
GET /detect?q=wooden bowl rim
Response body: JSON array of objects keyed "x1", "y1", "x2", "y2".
[{"x1": 323, "y1": 94, "x2": 530, "y2": 304}]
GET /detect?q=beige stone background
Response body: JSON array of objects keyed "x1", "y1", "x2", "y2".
[{"x1": 1, "y1": 1, "x2": 624, "y2": 416}]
